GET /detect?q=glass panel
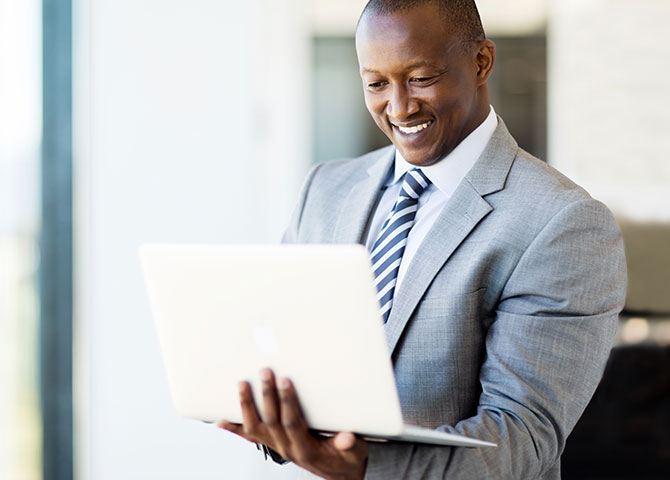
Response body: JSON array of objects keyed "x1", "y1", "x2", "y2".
[
  {"x1": 312, "y1": 36, "x2": 389, "y2": 165},
  {"x1": 0, "y1": 0, "x2": 43, "y2": 478},
  {"x1": 487, "y1": 35, "x2": 547, "y2": 161}
]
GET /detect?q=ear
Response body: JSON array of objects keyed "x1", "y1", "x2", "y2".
[{"x1": 475, "y1": 39, "x2": 496, "y2": 85}]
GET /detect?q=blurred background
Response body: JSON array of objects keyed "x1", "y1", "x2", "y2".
[{"x1": 1, "y1": 0, "x2": 668, "y2": 479}]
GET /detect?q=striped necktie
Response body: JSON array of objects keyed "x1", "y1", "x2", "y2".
[{"x1": 370, "y1": 168, "x2": 431, "y2": 324}]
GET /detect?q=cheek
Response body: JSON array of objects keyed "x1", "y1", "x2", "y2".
[
  {"x1": 364, "y1": 94, "x2": 386, "y2": 118},
  {"x1": 433, "y1": 95, "x2": 469, "y2": 128}
]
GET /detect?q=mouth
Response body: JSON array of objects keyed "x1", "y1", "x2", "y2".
[{"x1": 392, "y1": 120, "x2": 433, "y2": 136}]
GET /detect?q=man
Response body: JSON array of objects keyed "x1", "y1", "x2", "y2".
[{"x1": 219, "y1": 1, "x2": 627, "y2": 478}]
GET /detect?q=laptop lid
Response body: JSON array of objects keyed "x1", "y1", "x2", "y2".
[{"x1": 139, "y1": 243, "x2": 405, "y2": 436}]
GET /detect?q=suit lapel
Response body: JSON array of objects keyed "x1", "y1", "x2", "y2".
[
  {"x1": 384, "y1": 118, "x2": 519, "y2": 356},
  {"x1": 333, "y1": 147, "x2": 395, "y2": 243}
]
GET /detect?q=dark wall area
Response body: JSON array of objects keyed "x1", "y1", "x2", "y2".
[{"x1": 562, "y1": 345, "x2": 670, "y2": 479}]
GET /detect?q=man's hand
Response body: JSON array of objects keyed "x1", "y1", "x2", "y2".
[{"x1": 216, "y1": 368, "x2": 369, "y2": 480}]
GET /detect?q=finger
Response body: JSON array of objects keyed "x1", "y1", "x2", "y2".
[
  {"x1": 216, "y1": 420, "x2": 261, "y2": 445},
  {"x1": 215, "y1": 420, "x2": 240, "y2": 430},
  {"x1": 260, "y1": 368, "x2": 290, "y2": 447},
  {"x1": 260, "y1": 368, "x2": 281, "y2": 426},
  {"x1": 239, "y1": 381, "x2": 263, "y2": 439},
  {"x1": 331, "y1": 433, "x2": 369, "y2": 465},
  {"x1": 278, "y1": 378, "x2": 318, "y2": 455},
  {"x1": 333, "y1": 432, "x2": 356, "y2": 451}
]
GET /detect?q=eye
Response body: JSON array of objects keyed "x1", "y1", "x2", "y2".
[
  {"x1": 410, "y1": 76, "x2": 434, "y2": 85},
  {"x1": 366, "y1": 80, "x2": 388, "y2": 91}
]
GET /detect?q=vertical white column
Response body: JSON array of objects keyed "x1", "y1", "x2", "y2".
[
  {"x1": 249, "y1": 0, "x2": 313, "y2": 239},
  {"x1": 74, "y1": 0, "x2": 310, "y2": 478}
]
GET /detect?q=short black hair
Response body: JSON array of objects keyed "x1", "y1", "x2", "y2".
[{"x1": 359, "y1": 0, "x2": 486, "y2": 46}]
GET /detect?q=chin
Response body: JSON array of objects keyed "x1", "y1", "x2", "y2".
[{"x1": 397, "y1": 149, "x2": 442, "y2": 167}]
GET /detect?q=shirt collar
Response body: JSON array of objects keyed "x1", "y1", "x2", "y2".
[{"x1": 387, "y1": 105, "x2": 498, "y2": 197}]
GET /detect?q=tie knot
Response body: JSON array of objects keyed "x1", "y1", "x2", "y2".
[{"x1": 400, "y1": 168, "x2": 431, "y2": 199}]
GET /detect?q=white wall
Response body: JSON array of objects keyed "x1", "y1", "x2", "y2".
[
  {"x1": 549, "y1": 0, "x2": 670, "y2": 221},
  {"x1": 74, "y1": 0, "x2": 310, "y2": 478}
]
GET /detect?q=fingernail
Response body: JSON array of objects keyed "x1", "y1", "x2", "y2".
[
  {"x1": 260, "y1": 369, "x2": 271, "y2": 381},
  {"x1": 278, "y1": 378, "x2": 290, "y2": 390},
  {"x1": 238, "y1": 381, "x2": 246, "y2": 393}
]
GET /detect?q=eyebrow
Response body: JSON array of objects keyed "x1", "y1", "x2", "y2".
[{"x1": 361, "y1": 60, "x2": 445, "y2": 75}]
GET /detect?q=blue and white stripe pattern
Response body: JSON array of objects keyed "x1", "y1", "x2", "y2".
[{"x1": 371, "y1": 168, "x2": 430, "y2": 323}]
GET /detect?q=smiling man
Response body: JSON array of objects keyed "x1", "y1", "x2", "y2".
[
  {"x1": 219, "y1": 1, "x2": 627, "y2": 479},
  {"x1": 358, "y1": 1, "x2": 491, "y2": 167}
]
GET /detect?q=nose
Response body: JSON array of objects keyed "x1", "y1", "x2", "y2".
[{"x1": 386, "y1": 84, "x2": 419, "y2": 120}]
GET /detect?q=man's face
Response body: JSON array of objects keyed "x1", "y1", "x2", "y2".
[{"x1": 356, "y1": 4, "x2": 488, "y2": 166}]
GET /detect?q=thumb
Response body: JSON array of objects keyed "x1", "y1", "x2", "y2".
[{"x1": 333, "y1": 432, "x2": 357, "y2": 451}]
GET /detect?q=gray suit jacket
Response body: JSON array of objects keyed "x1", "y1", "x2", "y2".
[{"x1": 283, "y1": 119, "x2": 626, "y2": 479}]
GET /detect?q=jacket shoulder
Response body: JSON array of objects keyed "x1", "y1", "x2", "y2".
[{"x1": 308, "y1": 145, "x2": 393, "y2": 196}]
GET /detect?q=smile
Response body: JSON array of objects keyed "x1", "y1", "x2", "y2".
[{"x1": 394, "y1": 120, "x2": 433, "y2": 135}]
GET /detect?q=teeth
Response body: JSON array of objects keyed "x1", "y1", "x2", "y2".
[{"x1": 397, "y1": 121, "x2": 432, "y2": 134}]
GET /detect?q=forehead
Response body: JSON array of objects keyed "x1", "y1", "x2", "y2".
[{"x1": 355, "y1": 5, "x2": 461, "y2": 70}]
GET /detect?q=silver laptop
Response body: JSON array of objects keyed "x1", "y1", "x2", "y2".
[{"x1": 139, "y1": 243, "x2": 496, "y2": 448}]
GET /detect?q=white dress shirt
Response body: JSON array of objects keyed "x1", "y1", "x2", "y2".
[{"x1": 364, "y1": 106, "x2": 498, "y2": 291}]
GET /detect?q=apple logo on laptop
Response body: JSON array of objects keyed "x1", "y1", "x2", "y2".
[{"x1": 253, "y1": 325, "x2": 279, "y2": 354}]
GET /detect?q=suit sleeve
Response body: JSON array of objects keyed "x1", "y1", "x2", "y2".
[
  {"x1": 365, "y1": 199, "x2": 627, "y2": 479},
  {"x1": 282, "y1": 162, "x2": 323, "y2": 244}
]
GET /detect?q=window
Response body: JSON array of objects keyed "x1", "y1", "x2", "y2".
[{"x1": 0, "y1": 0, "x2": 43, "y2": 478}]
